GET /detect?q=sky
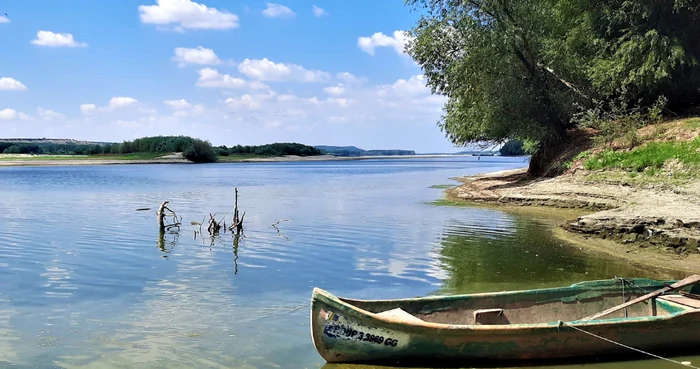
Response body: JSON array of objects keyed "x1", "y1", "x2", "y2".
[{"x1": 0, "y1": 0, "x2": 460, "y2": 153}]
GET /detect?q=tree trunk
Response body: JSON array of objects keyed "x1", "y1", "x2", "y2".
[{"x1": 527, "y1": 131, "x2": 566, "y2": 177}]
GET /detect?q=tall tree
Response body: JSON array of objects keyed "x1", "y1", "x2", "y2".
[
  {"x1": 405, "y1": 0, "x2": 700, "y2": 176},
  {"x1": 405, "y1": 0, "x2": 582, "y2": 175}
]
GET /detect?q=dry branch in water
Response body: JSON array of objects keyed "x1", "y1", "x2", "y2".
[
  {"x1": 207, "y1": 213, "x2": 225, "y2": 236},
  {"x1": 157, "y1": 201, "x2": 182, "y2": 231},
  {"x1": 229, "y1": 187, "x2": 245, "y2": 234}
]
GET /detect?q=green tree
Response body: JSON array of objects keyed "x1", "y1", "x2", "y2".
[
  {"x1": 405, "y1": 0, "x2": 700, "y2": 176},
  {"x1": 183, "y1": 139, "x2": 217, "y2": 163},
  {"x1": 405, "y1": 0, "x2": 583, "y2": 175}
]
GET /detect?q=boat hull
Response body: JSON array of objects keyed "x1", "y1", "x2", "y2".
[{"x1": 310, "y1": 284, "x2": 700, "y2": 364}]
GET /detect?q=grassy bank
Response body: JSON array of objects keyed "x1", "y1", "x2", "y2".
[
  {"x1": 567, "y1": 118, "x2": 700, "y2": 184},
  {"x1": 0, "y1": 153, "x2": 165, "y2": 161},
  {"x1": 435, "y1": 116, "x2": 700, "y2": 273},
  {"x1": 216, "y1": 154, "x2": 277, "y2": 162}
]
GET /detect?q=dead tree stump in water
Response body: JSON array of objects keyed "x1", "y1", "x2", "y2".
[
  {"x1": 229, "y1": 187, "x2": 245, "y2": 234},
  {"x1": 207, "y1": 213, "x2": 224, "y2": 236},
  {"x1": 157, "y1": 201, "x2": 181, "y2": 231}
]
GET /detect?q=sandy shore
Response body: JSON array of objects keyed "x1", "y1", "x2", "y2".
[
  {"x1": 0, "y1": 153, "x2": 477, "y2": 167},
  {"x1": 443, "y1": 167, "x2": 700, "y2": 274},
  {"x1": 0, "y1": 153, "x2": 192, "y2": 167}
]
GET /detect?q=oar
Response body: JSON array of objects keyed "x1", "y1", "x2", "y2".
[{"x1": 580, "y1": 274, "x2": 700, "y2": 321}]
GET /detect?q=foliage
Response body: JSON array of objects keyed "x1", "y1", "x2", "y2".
[
  {"x1": 499, "y1": 140, "x2": 526, "y2": 156},
  {"x1": 183, "y1": 139, "x2": 218, "y2": 163},
  {"x1": 224, "y1": 143, "x2": 321, "y2": 157},
  {"x1": 686, "y1": 118, "x2": 700, "y2": 129},
  {"x1": 0, "y1": 141, "x2": 114, "y2": 155},
  {"x1": 116, "y1": 136, "x2": 196, "y2": 154},
  {"x1": 2, "y1": 144, "x2": 43, "y2": 154},
  {"x1": 404, "y1": 0, "x2": 700, "y2": 175},
  {"x1": 115, "y1": 136, "x2": 218, "y2": 163},
  {"x1": 584, "y1": 137, "x2": 700, "y2": 172},
  {"x1": 315, "y1": 145, "x2": 415, "y2": 156},
  {"x1": 573, "y1": 96, "x2": 667, "y2": 149}
]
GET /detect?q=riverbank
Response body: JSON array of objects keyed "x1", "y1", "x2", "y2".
[
  {"x1": 0, "y1": 153, "x2": 477, "y2": 167},
  {"x1": 441, "y1": 118, "x2": 700, "y2": 273},
  {"x1": 442, "y1": 167, "x2": 700, "y2": 272}
]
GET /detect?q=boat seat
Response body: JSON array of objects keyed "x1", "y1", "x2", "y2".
[
  {"x1": 658, "y1": 295, "x2": 700, "y2": 309},
  {"x1": 375, "y1": 308, "x2": 425, "y2": 324},
  {"x1": 474, "y1": 308, "x2": 510, "y2": 325}
]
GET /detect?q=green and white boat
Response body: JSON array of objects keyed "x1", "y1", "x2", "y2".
[{"x1": 310, "y1": 275, "x2": 700, "y2": 364}]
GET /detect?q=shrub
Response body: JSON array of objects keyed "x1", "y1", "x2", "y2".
[{"x1": 183, "y1": 139, "x2": 217, "y2": 163}]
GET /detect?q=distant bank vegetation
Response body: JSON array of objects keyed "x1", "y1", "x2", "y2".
[
  {"x1": 0, "y1": 137, "x2": 322, "y2": 164},
  {"x1": 216, "y1": 143, "x2": 321, "y2": 157},
  {"x1": 314, "y1": 145, "x2": 415, "y2": 157},
  {"x1": 499, "y1": 141, "x2": 526, "y2": 156}
]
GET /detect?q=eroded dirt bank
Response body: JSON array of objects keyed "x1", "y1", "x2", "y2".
[{"x1": 445, "y1": 167, "x2": 700, "y2": 272}]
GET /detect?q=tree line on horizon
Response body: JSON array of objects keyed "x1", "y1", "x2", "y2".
[
  {"x1": 406, "y1": 0, "x2": 700, "y2": 175},
  {"x1": 0, "y1": 136, "x2": 322, "y2": 163}
]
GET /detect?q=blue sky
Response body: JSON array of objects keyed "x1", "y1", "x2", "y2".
[{"x1": 0, "y1": 0, "x2": 458, "y2": 152}]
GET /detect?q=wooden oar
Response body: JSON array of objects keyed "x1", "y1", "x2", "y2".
[{"x1": 580, "y1": 274, "x2": 700, "y2": 321}]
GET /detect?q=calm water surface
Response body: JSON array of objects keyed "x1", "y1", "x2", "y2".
[{"x1": 0, "y1": 157, "x2": 693, "y2": 368}]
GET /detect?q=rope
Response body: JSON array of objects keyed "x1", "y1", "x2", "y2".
[{"x1": 559, "y1": 321, "x2": 698, "y2": 368}]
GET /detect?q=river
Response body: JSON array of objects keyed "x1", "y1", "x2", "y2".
[{"x1": 0, "y1": 157, "x2": 692, "y2": 368}]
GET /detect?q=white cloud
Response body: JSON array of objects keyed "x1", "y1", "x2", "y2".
[
  {"x1": 0, "y1": 15, "x2": 10, "y2": 23},
  {"x1": 0, "y1": 77, "x2": 27, "y2": 91},
  {"x1": 164, "y1": 99, "x2": 192, "y2": 109},
  {"x1": 37, "y1": 108, "x2": 66, "y2": 121},
  {"x1": 336, "y1": 72, "x2": 364, "y2": 84},
  {"x1": 323, "y1": 84, "x2": 344, "y2": 96},
  {"x1": 80, "y1": 104, "x2": 97, "y2": 115},
  {"x1": 249, "y1": 80, "x2": 270, "y2": 90},
  {"x1": 312, "y1": 5, "x2": 326, "y2": 17},
  {"x1": 196, "y1": 68, "x2": 248, "y2": 88},
  {"x1": 109, "y1": 97, "x2": 139, "y2": 109},
  {"x1": 376, "y1": 75, "x2": 431, "y2": 98},
  {"x1": 327, "y1": 98, "x2": 350, "y2": 107},
  {"x1": 139, "y1": 107, "x2": 159, "y2": 115},
  {"x1": 31, "y1": 31, "x2": 88, "y2": 48},
  {"x1": 358, "y1": 30, "x2": 411, "y2": 56},
  {"x1": 225, "y1": 94, "x2": 261, "y2": 110},
  {"x1": 238, "y1": 58, "x2": 329, "y2": 82},
  {"x1": 18, "y1": 112, "x2": 33, "y2": 121},
  {"x1": 225, "y1": 91, "x2": 276, "y2": 110},
  {"x1": 261, "y1": 3, "x2": 295, "y2": 18},
  {"x1": 163, "y1": 99, "x2": 204, "y2": 118},
  {"x1": 192, "y1": 104, "x2": 205, "y2": 114},
  {"x1": 0, "y1": 109, "x2": 17, "y2": 120},
  {"x1": 213, "y1": 73, "x2": 443, "y2": 133},
  {"x1": 172, "y1": 46, "x2": 221, "y2": 67},
  {"x1": 138, "y1": 0, "x2": 239, "y2": 31}
]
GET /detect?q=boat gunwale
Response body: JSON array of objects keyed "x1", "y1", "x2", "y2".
[{"x1": 312, "y1": 280, "x2": 699, "y2": 331}]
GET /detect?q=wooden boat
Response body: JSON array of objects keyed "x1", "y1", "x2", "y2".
[{"x1": 310, "y1": 275, "x2": 700, "y2": 364}]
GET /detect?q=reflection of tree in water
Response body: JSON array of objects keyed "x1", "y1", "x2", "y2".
[
  {"x1": 157, "y1": 227, "x2": 243, "y2": 274},
  {"x1": 156, "y1": 229, "x2": 180, "y2": 257},
  {"x1": 436, "y1": 216, "x2": 681, "y2": 295}
]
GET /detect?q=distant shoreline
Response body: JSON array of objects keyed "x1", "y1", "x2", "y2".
[{"x1": 0, "y1": 153, "x2": 500, "y2": 167}]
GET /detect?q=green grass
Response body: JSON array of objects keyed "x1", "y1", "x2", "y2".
[
  {"x1": 584, "y1": 137, "x2": 700, "y2": 172},
  {"x1": 685, "y1": 118, "x2": 700, "y2": 129},
  {"x1": 429, "y1": 184, "x2": 454, "y2": 189},
  {"x1": 427, "y1": 199, "x2": 471, "y2": 207},
  {"x1": 0, "y1": 153, "x2": 167, "y2": 161},
  {"x1": 216, "y1": 154, "x2": 270, "y2": 162}
]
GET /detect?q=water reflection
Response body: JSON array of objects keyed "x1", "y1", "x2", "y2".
[
  {"x1": 435, "y1": 210, "x2": 684, "y2": 295},
  {"x1": 156, "y1": 229, "x2": 180, "y2": 256},
  {"x1": 0, "y1": 159, "x2": 695, "y2": 369}
]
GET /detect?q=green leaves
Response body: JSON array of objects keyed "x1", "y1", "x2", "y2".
[{"x1": 405, "y1": 0, "x2": 700, "y2": 175}]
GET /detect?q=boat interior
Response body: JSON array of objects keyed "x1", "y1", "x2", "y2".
[{"x1": 339, "y1": 278, "x2": 700, "y2": 325}]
